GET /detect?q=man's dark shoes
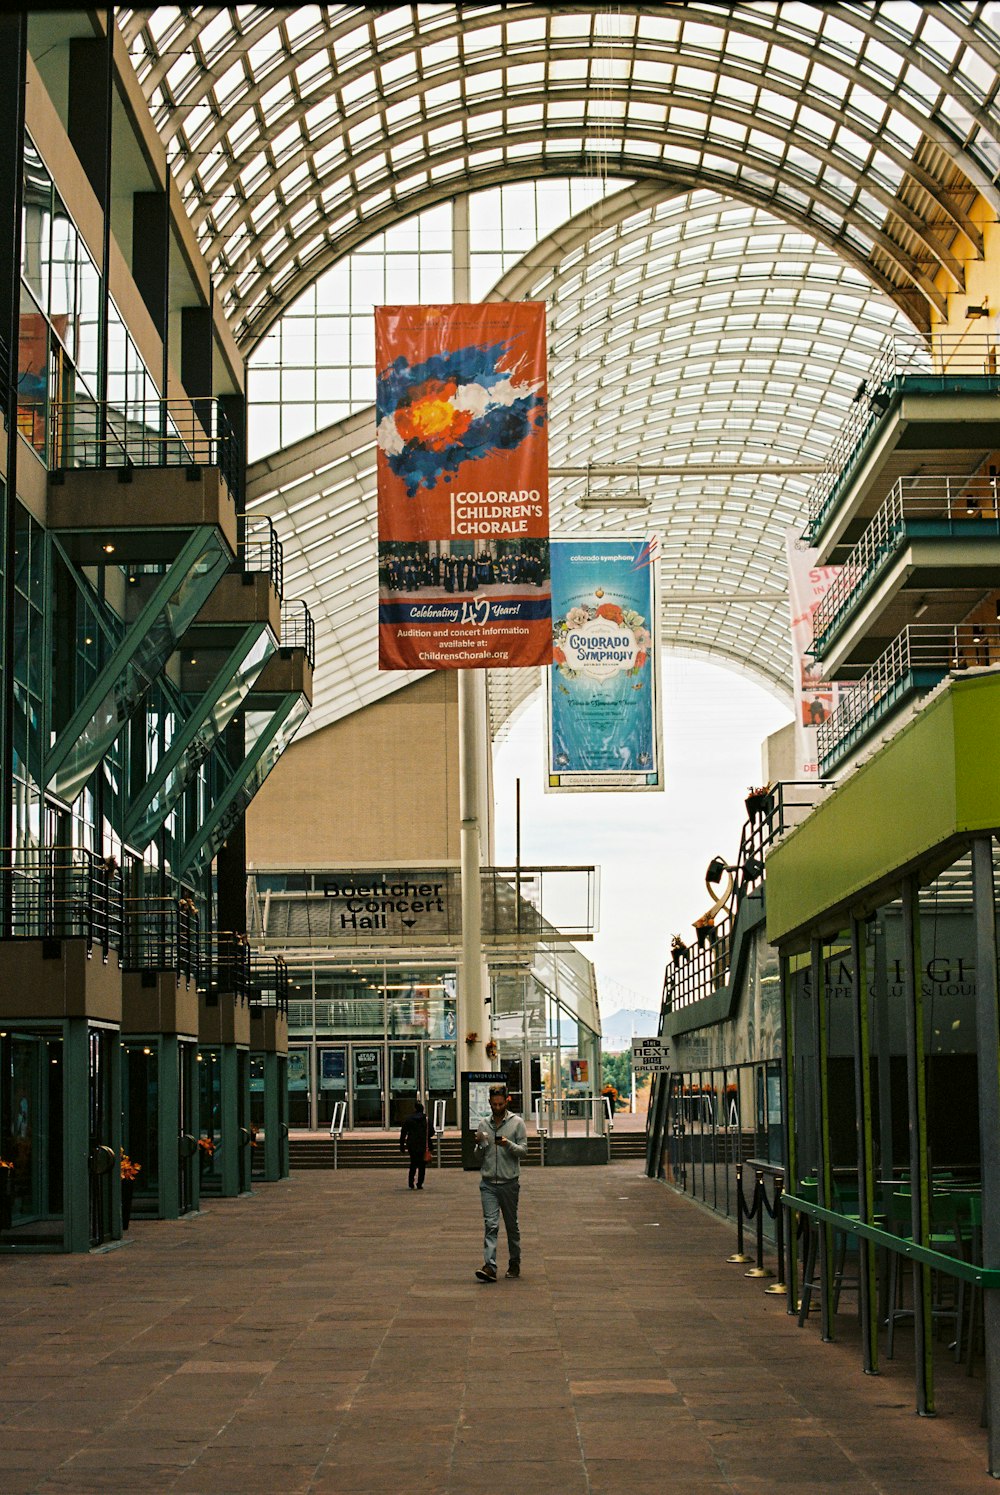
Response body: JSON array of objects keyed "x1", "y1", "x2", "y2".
[
  {"x1": 475, "y1": 1263, "x2": 497, "y2": 1282},
  {"x1": 505, "y1": 1262, "x2": 520, "y2": 1278}
]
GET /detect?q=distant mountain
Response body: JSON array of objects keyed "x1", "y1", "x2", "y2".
[{"x1": 601, "y1": 1007, "x2": 659, "y2": 1048}]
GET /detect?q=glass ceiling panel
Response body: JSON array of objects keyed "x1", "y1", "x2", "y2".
[{"x1": 120, "y1": 3, "x2": 1000, "y2": 347}]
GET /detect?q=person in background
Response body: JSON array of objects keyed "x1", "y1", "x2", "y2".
[
  {"x1": 474, "y1": 1082, "x2": 527, "y2": 1281},
  {"x1": 399, "y1": 1101, "x2": 433, "y2": 1190}
]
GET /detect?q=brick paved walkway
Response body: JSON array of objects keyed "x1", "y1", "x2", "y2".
[{"x1": 0, "y1": 1163, "x2": 991, "y2": 1492}]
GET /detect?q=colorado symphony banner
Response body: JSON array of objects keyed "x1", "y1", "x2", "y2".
[
  {"x1": 375, "y1": 303, "x2": 552, "y2": 671},
  {"x1": 546, "y1": 537, "x2": 662, "y2": 791}
]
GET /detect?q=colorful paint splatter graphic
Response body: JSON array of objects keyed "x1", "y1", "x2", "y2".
[{"x1": 376, "y1": 341, "x2": 546, "y2": 497}]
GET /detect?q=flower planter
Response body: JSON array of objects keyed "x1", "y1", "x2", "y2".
[
  {"x1": 696, "y1": 924, "x2": 716, "y2": 948},
  {"x1": 745, "y1": 790, "x2": 772, "y2": 822}
]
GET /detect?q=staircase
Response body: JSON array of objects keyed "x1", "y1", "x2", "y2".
[{"x1": 288, "y1": 1129, "x2": 647, "y2": 1170}]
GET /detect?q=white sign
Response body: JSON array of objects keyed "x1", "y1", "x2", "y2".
[{"x1": 631, "y1": 1036, "x2": 671, "y2": 1073}]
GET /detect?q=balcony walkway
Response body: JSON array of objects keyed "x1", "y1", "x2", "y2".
[{"x1": 0, "y1": 1164, "x2": 989, "y2": 1493}]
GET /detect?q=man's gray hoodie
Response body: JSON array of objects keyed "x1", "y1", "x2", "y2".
[{"x1": 475, "y1": 1111, "x2": 528, "y2": 1183}]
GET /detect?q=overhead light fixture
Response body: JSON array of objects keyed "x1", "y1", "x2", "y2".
[
  {"x1": 705, "y1": 856, "x2": 732, "y2": 885},
  {"x1": 102, "y1": 542, "x2": 116, "y2": 555},
  {"x1": 967, "y1": 303, "x2": 990, "y2": 318},
  {"x1": 870, "y1": 388, "x2": 890, "y2": 414},
  {"x1": 577, "y1": 492, "x2": 651, "y2": 511},
  {"x1": 914, "y1": 598, "x2": 929, "y2": 618}
]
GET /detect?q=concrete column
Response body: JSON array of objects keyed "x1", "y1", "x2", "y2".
[
  {"x1": 458, "y1": 670, "x2": 487, "y2": 1074},
  {"x1": 159, "y1": 1035, "x2": 181, "y2": 1219}
]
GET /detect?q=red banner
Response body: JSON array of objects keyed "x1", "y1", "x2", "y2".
[{"x1": 375, "y1": 302, "x2": 551, "y2": 671}]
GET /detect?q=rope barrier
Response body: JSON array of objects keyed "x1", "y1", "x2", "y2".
[{"x1": 726, "y1": 1161, "x2": 787, "y2": 1290}]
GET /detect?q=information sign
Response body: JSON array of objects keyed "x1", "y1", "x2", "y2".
[{"x1": 631, "y1": 1037, "x2": 671, "y2": 1074}]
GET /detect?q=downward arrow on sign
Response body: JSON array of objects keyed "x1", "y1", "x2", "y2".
[{"x1": 402, "y1": 918, "x2": 417, "y2": 927}]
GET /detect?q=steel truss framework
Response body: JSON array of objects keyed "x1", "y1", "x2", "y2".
[{"x1": 120, "y1": 3, "x2": 998, "y2": 731}]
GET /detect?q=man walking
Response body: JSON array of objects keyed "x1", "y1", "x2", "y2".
[
  {"x1": 474, "y1": 1082, "x2": 527, "y2": 1281},
  {"x1": 399, "y1": 1101, "x2": 433, "y2": 1190}
]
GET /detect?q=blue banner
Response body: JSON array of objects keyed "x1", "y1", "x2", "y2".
[{"x1": 547, "y1": 538, "x2": 661, "y2": 791}]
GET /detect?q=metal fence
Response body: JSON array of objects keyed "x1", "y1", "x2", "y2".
[
  {"x1": 49, "y1": 397, "x2": 240, "y2": 497},
  {"x1": 664, "y1": 782, "x2": 829, "y2": 1012},
  {"x1": 805, "y1": 333, "x2": 1000, "y2": 540},
  {"x1": 197, "y1": 932, "x2": 252, "y2": 1002},
  {"x1": 817, "y1": 624, "x2": 996, "y2": 774},
  {"x1": 121, "y1": 895, "x2": 200, "y2": 980},
  {"x1": 0, "y1": 847, "x2": 123, "y2": 959},
  {"x1": 249, "y1": 953, "x2": 289, "y2": 1012},
  {"x1": 280, "y1": 599, "x2": 316, "y2": 666},
  {"x1": 241, "y1": 515, "x2": 283, "y2": 600},
  {"x1": 812, "y1": 475, "x2": 1000, "y2": 655}
]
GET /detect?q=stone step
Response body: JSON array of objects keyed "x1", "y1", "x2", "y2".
[{"x1": 288, "y1": 1133, "x2": 646, "y2": 1169}]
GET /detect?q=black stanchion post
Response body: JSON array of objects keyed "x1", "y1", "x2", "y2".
[
  {"x1": 765, "y1": 1172, "x2": 787, "y2": 1295},
  {"x1": 746, "y1": 1169, "x2": 774, "y2": 1279},
  {"x1": 727, "y1": 1161, "x2": 752, "y2": 1264}
]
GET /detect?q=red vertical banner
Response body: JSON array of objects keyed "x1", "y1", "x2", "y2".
[{"x1": 375, "y1": 302, "x2": 552, "y2": 670}]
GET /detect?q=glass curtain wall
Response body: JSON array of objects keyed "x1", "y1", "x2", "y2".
[
  {"x1": 492, "y1": 942, "x2": 602, "y2": 1121},
  {"x1": 285, "y1": 959, "x2": 459, "y2": 1129},
  {"x1": 246, "y1": 178, "x2": 619, "y2": 460}
]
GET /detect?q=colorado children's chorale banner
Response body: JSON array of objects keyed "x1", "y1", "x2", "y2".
[
  {"x1": 375, "y1": 302, "x2": 552, "y2": 671},
  {"x1": 547, "y1": 537, "x2": 662, "y2": 791}
]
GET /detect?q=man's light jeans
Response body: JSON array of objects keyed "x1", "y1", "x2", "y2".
[{"x1": 480, "y1": 1179, "x2": 520, "y2": 1269}]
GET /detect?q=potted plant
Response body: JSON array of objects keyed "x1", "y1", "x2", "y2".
[
  {"x1": 197, "y1": 1135, "x2": 216, "y2": 1173},
  {"x1": 694, "y1": 914, "x2": 717, "y2": 948},
  {"x1": 120, "y1": 1150, "x2": 141, "y2": 1230},
  {"x1": 745, "y1": 784, "x2": 772, "y2": 822},
  {"x1": 670, "y1": 934, "x2": 689, "y2": 966},
  {"x1": 464, "y1": 1030, "x2": 479, "y2": 1046},
  {"x1": 601, "y1": 1084, "x2": 619, "y2": 1115},
  {"x1": 484, "y1": 1037, "x2": 498, "y2": 1060}
]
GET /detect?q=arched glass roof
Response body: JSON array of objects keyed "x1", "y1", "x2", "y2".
[
  {"x1": 119, "y1": 4, "x2": 997, "y2": 735},
  {"x1": 121, "y1": 3, "x2": 1000, "y2": 347},
  {"x1": 247, "y1": 184, "x2": 909, "y2": 733}
]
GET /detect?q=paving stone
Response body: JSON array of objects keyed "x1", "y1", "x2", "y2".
[{"x1": 0, "y1": 1163, "x2": 993, "y2": 1492}]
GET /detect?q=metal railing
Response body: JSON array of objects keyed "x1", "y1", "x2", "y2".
[
  {"x1": 0, "y1": 847, "x2": 123, "y2": 959},
  {"x1": 817, "y1": 623, "x2": 999, "y2": 774},
  {"x1": 280, "y1": 599, "x2": 316, "y2": 666},
  {"x1": 249, "y1": 952, "x2": 289, "y2": 1012},
  {"x1": 240, "y1": 516, "x2": 283, "y2": 599},
  {"x1": 806, "y1": 334, "x2": 1000, "y2": 541},
  {"x1": 664, "y1": 781, "x2": 832, "y2": 1012},
  {"x1": 196, "y1": 932, "x2": 251, "y2": 1001},
  {"x1": 48, "y1": 397, "x2": 240, "y2": 498},
  {"x1": 812, "y1": 475, "x2": 1000, "y2": 656},
  {"x1": 328, "y1": 1099, "x2": 347, "y2": 1166},
  {"x1": 121, "y1": 895, "x2": 200, "y2": 980}
]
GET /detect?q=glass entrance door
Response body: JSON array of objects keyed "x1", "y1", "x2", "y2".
[
  {"x1": 287, "y1": 1047, "x2": 311, "y2": 1128},
  {"x1": 351, "y1": 1046, "x2": 383, "y2": 1126},
  {"x1": 426, "y1": 1043, "x2": 457, "y2": 1126},
  {"x1": 388, "y1": 1045, "x2": 420, "y2": 1127},
  {"x1": 318, "y1": 1047, "x2": 348, "y2": 1126}
]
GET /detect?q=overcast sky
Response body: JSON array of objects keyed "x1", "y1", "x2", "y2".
[{"x1": 492, "y1": 654, "x2": 792, "y2": 1020}]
